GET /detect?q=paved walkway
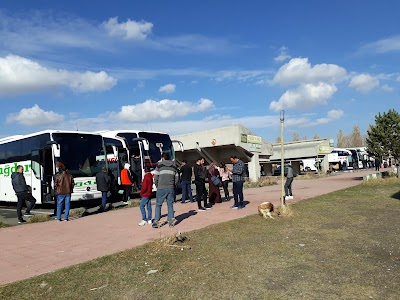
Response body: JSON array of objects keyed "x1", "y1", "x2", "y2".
[{"x1": 0, "y1": 169, "x2": 378, "y2": 285}]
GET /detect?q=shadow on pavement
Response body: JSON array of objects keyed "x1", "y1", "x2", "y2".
[{"x1": 175, "y1": 210, "x2": 197, "y2": 225}]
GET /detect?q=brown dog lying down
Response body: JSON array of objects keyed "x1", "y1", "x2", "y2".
[{"x1": 258, "y1": 202, "x2": 274, "y2": 219}]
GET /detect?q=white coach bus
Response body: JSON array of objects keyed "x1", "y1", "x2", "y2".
[
  {"x1": 99, "y1": 130, "x2": 183, "y2": 191},
  {"x1": 0, "y1": 130, "x2": 107, "y2": 204}
]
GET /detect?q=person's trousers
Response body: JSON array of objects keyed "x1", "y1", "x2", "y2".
[
  {"x1": 154, "y1": 188, "x2": 175, "y2": 223},
  {"x1": 101, "y1": 191, "x2": 108, "y2": 210},
  {"x1": 140, "y1": 197, "x2": 152, "y2": 221},
  {"x1": 16, "y1": 192, "x2": 36, "y2": 221},
  {"x1": 57, "y1": 194, "x2": 71, "y2": 220},
  {"x1": 122, "y1": 185, "x2": 131, "y2": 202},
  {"x1": 181, "y1": 180, "x2": 193, "y2": 203},
  {"x1": 195, "y1": 181, "x2": 208, "y2": 208},
  {"x1": 232, "y1": 181, "x2": 244, "y2": 207},
  {"x1": 222, "y1": 180, "x2": 230, "y2": 199},
  {"x1": 285, "y1": 177, "x2": 293, "y2": 196}
]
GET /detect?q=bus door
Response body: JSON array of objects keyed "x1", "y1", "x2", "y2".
[{"x1": 31, "y1": 148, "x2": 54, "y2": 203}]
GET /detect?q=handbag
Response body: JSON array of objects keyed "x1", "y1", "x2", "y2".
[{"x1": 211, "y1": 175, "x2": 221, "y2": 187}]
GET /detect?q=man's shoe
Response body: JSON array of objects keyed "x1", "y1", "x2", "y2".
[
  {"x1": 198, "y1": 207, "x2": 207, "y2": 212},
  {"x1": 24, "y1": 213, "x2": 34, "y2": 217},
  {"x1": 288, "y1": 196, "x2": 294, "y2": 200},
  {"x1": 230, "y1": 205, "x2": 239, "y2": 209},
  {"x1": 56, "y1": 219, "x2": 61, "y2": 222},
  {"x1": 18, "y1": 220, "x2": 27, "y2": 224},
  {"x1": 63, "y1": 219, "x2": 69, "y2": 222},
  {"x1": 138, "y1": 220, "x2": 147, "y2": 226},
  {"x1": 237, "y1": 205, "x2": 244, "y2": 209},
  {"x1": 169, "y1": 218, "x2": 177, "y2": 227},
  {"x1": 152, "y1": 221, "x2": 160, "y2": 228},
  {"x1": 205, "y1": 205, "x2": 212, "y2": 210},
  {"x1": 285, "y1": 196, "x2": 289, "y2": 201},
  {"x1": 180, "y1": 201, "x2": 186, "y2": 204},
  {"x1": 123, "y1": 201, "x2": 128, "y2": 205}
]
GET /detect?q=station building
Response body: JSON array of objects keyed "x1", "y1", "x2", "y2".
[{"x1": 172, "y1": 124, "x2": 273, "y2": 182}]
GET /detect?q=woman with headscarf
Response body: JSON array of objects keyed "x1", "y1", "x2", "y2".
[
  {"x1": 219, "y1": 162, "x2": 232, "y2": 201},
  {"x1": 207, "y1": 162, "x2": 222, "y2": 204}
]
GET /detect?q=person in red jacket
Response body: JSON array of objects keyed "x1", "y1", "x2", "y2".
[
  {"x1": 139, "y1": 167, "x2": 153, "y2": 226},
  {"x1": 120, "y1": 163, "x2": 133, "y2": 204}
]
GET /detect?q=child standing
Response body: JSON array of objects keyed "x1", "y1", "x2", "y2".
[{"x1": 139, "y1": 167, "x2": 153, "y2": 226}]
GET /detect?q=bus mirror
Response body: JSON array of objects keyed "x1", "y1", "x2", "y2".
[
  {"x1": 142, "y1": 140, "x2": 149, "y2": 151},
  {"x1": 112, "y1": 145, "x2": 118, "y2": 157},
  {"x1": 172, "y1": 140, "x2": 184, "y2": 152},
  {"x1": 46, "y1": 141, "x2": 60, "y2": 158},
  {"x1": 132, "y1": 137, "x2": 149, "y2": 151}
]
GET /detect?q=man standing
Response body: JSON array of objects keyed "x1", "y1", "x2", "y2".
[
  {"x1": 285, "y1": 164, "x2": 294, "y2": 201},
  {"x1": 55, "y1": 166, "x2": 75, "y2": 221},
  {"x1": 152, "y1": 152, "x2": 179, "y2": 228},
  {"x1": 11, "y1": 165, "x2": 37, "y2": 224},
  {"x1": 229, "y1": 156, "x2": 245, "y2": 209},
  {"x1": 194, "y1": 157, "x2": 210, "y2": 211},
  {"x1": 180, "y1": 160, "x2": 194, "y2": 203},
  {"x1": 96, "y1": 166, "x2": 110, "y2": 212}
]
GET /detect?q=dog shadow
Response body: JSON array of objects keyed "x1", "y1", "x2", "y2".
[{"x1": 391, "y1": 191, "x2": 400, "y2": 201}]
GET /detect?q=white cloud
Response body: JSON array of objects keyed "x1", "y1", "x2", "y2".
[
  {"x1": 301, "y1": 109, "x2": 344, "y2": 127},
  {"x1": 273, "y1": 58, "x2": 347, "y2": 86},
  {"x1": 348, "y1": 73, "x2": 379, "y2": 93},
  {"x1": 109, "y1": 98, "x2": 214, "y2": 122},
  {"x1": 381, "y1": 84, "x2": 394, "y2": 92},
  {"x1": 0, "y1": 55, "x2": 117, "y2": 95},
  {"x1": 102, "y1": 17, "x2": 153, "y2": 40},
  {"x1": 269, "y1": 83, "x2": 338, "y2": 112},
  {"x1": 360, "y1": 35, "x2": 400, "y2": 54},
  {"x1": 6, "y1": 105, "x2": 64, "y2": 126},
  {"x1": 274, "y1": 46, "x2": 291, "y2": 62},
  {"x1": 159, "y1": 84, "x2": 176, "y2": 94}
]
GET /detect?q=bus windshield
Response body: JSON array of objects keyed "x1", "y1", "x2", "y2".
[
  {"x1": 138, "y1": 132, "x2": 174, "y2": 164},
  {"x1": 52, "y1": 133, "x2": 106, "y2": 177}
]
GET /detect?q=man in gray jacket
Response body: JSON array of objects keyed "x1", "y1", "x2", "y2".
[
  {"x1": 285, "y1": 164, "x2": 294, "y2": 201},
  {"x1": 152, "y1": 152, "x2": 179, "y2": 228},
  {"x1": 11, "y1": 165, "x2": 37, "y2": 223}
]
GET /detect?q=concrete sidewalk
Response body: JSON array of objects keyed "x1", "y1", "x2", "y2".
[{"x1": 0, "y1": 169, "x2": 377, "y2": 285}]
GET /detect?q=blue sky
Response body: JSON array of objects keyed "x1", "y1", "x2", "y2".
[{"x1": 1, "y1": 0, "x2": 399, "y2": 143}]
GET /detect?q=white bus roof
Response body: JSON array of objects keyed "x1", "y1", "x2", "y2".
[
  {"x1": 99, "y1": 130, "x2": 169, "y2": 138},
  {"x1": 0, "y1": 130, "x2": 103, "y2": 145},
  {"x1": 332, "y1": 148, "x2": 352, "y2": 153}
]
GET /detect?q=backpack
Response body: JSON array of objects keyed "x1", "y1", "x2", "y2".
[{"x1": 211, "y1": 175, "x2": 221, "y2": 187}]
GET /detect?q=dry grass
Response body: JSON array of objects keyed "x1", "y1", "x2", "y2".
[
  {"x1": 296, "y1": 172, "x2": 330, "y2": 180},
  {"x1": 27, "y1": 215, "x2": 51, "y2": 223},
  {"x1": 0, "y1": 222, "x2": 11, "y2": 228},
  {"x1": 244, "y1": 176, "x2": 278, "y2": 188},
  {"x1": 1, "y1": 180, "x2": 400, "y2": 300},
  {"x1": 68, "y1": 208, "x2": 87, "y2": 219},
  {"x1": 362, "y1": 176, "x2": 400, "y2": 186},
  {"x1": 128, "y1": 200, "x2": 141, "y2": 207}
]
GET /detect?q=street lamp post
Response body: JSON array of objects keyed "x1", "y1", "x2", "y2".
[{"x1": 280, "y1": 110, "x2": 285, "y2": 208}]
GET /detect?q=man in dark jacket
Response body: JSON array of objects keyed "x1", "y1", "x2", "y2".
[
  {"x1": 229, "y1": 156, "x2": 245, "y2": 209},
  {"x1": 96, "y1": 166, "x2": 110, "y2": 212},
  {"x1": 194, "y1": 157, "x2": 210, "y2": 211},
  {"x1": 152, "y1": 152, "x2": 179, "y2": 228},
  {"x1": 179, "y1": 160, "x2": 194, "y2": 203},
  {"x1": 11, "y1": 165, "x2": 37, "y2": 224}
]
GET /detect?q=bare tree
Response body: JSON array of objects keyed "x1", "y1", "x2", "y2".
[
  {"x1": 302, "y1": 136, "x2": 308, "y2": 140},
  {"x1": 312, "y1": 134, "x2": 320, "y2": 139},
  {"x1": 336, "y1": 130, "x2": 346, "y2": 147},
  {"x1": 350, "y1": 125, "x2": 364, "y2": 147},
  {"x1": 292, "y1": 132, "x2": 300, "y2": 141},
  {"x1": 275, "y1": 137, "x2": 282, "y2": 144}
]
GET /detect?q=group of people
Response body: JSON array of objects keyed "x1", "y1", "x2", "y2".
[
  {"x1": 136, "y1": 155, "x2": 247, "y2": 228},
  {"x1": 11, "y1": 163, "x2": 75, "y2": 223}
]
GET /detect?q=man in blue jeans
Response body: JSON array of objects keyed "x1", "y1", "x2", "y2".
[
  {"x1": 96, "y1": 166, "x2": 110, "y2": 212},
  {"x1": 229, "y1": 156, "x2": 245, "y2": 209},
  {"x1": 55, "y1": 166, "x2": 75, "y2": 221},
  {"x1": 179, "y1": 160, "x2": 194, "y2": 203},
  {"x1": 152, "y1": 152, "x2": 179, "y2": 228}
]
